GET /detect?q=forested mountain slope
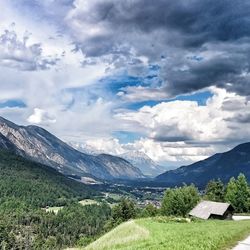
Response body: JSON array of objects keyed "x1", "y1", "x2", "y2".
[
  {"x1": 0, "y1": 150, "x2": 95, "y2": 207},
  {"x1": 156, "y1": 142, "x2": 250, "y2": 187}
]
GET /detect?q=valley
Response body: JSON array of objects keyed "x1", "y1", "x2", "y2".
[
  {"x1": 0, "y1": 116, "x2": 250, "y2": 249},
  {"x1": 2, "y1": 1, "x2": 250, "y2": 249}
]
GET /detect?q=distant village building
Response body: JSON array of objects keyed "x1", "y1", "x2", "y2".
[{"x1": 189, "y1": 201, "x2": 234, "y2": 220}]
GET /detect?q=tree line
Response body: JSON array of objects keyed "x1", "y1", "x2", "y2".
[{"x1": 108, "y1": 173, "x2": 250, "y2": 226}]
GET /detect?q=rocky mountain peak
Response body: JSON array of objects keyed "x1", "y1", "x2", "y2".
[{"x1": 0, "y1": 116, "x2": 143, "y2": 180}]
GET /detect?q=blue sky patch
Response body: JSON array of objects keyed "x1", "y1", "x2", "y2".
[
  {"x1": 112, "y1": 131, "x2": 143, "y2": 143},
  {"x1": 0, "y1": 99, "x2": 26, "y2": 109},
  {"x1": 125, "y1": 90, "x2": 214, "y2": 110}
]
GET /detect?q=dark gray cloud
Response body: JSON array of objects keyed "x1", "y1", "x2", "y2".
[
  {"x1": 225, "y1": 113, "x2": 250, "y2": 123},
  {"x1": 10, "y1": 0, "x2": 250, "y2": 96},
  {"x1": 222, "y1": 97, "x2": 249, "y2": 111},
  {"x1": 161, "y1": 43, "x2": 250, "y2": 96},
  {"x1": 150, "y1": 124, "x2": 193, "y2": 142},
  {"x1": 66, "y1": 0, "x2": 250, "y2": 97},
  {"x1": 87, "y1": 0, "x2": 250, "y2": 46}
]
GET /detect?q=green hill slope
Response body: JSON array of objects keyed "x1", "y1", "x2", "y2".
[
  {"x1": 0, "y1": 150, "x2": 95, "y2": 207},
  {"x1": 85, "y1": 218, "x2": 250, "y2": 250}
]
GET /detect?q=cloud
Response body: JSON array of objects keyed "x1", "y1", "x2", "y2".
[
  {"x1": 78, "y1": 137, "x2": 126, "y2": 155},
  {"x1": 0, "y1": 28, "x2": 59, "y2": 71},
  {"x1": 1, "y1": 0, "x2": 250, "y2": 167},
  {"x1": 71, "y1": 136, "x2": 220, "y2": 165},
  {"x1": 128, "y1": 138, "x2": 218, "y2": 164},
  {"x1": 63, "y1": 0, "x2": 250, "y2": 97},
  {"x1": 27, "y1": 108, "x2": 56, "y2": 125},
  {"x1": 66, "y1": 0, "x2": 250, "y2": 50},
  {"x1": 118, "y1": 86, "x2": 169, "y2": 102},
  {"x1": 116, "y1": 87, "x2": 250, "y2": 144}
]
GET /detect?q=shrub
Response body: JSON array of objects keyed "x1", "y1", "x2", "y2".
[{"x1": 161, "y1": 185, "x2": 200, "y2": 217}]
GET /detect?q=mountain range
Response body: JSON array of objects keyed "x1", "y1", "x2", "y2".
[
  {"x1": 0, "y1": 117, "x2": 143, "y2": 180},
  {"x1": 70, "y1": 142, "x2": 159, "y2": 180},
  {"x1": 1, "y1": 116, "x2": 250, "y2": 187},
  {"x1": 71, "y1": 142, "x2": 167, "y2": 177},
  {"x1": 119, "y1": 151, "x2": 167, "y2": 177},
  {"x1": 156, "y1": 142, "x2": 250, "y2": 187}
]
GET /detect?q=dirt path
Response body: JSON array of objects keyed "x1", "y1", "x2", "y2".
[{"x1": 232, "y1": 235, "x2": 250, "y2": 250}]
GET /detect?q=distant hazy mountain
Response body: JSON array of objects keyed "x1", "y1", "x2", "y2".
[
  {"x1": 156, "y1": 142, "x2": 250, "y2": 187},
  {"x1": 69, "y1": 142, "x2": 105, "y2": 156},
  {"x1": 120, "y1": 151, "x2": 166, "y2": 177},
  {"x1": 71, "y1": 143, "x2": 167, "y2": 177},
  {"x1": 0, "y1": 117, "x2": 143, "y2": 180}
]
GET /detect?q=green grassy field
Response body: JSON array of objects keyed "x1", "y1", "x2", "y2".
[
  {"x1": 45, "y1": 199, "x2": 98, "y2": 214},
  {"x1": 85, "y1": 218, "x2": 250, "y2": 250},
  {"x1": 78, "y1": 199, "x2": 98, "y2": 206},
  {"x1": 44, "y1": 206, "x2": 64, "y2": 214}
]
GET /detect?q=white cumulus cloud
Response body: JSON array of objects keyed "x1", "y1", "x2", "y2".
[{"x1": 28, "y1": 108, "x2": 56, "y2": 125}]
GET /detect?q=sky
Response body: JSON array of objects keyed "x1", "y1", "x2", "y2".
[{"x1": 0, "y1": 0, "x2": 250, "y2": 167}]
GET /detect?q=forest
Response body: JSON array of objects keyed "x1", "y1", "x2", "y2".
[
  {"x1": 0, "y1": 150, "x2": 96, "y2": 207},
  {"x1": 0, "y1": 150, "x2": 111, "y2": 249}
]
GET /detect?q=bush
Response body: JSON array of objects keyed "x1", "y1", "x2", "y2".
[
  {"x1": 139, "y1": 204, "x2": 158, "y2": 218},
  {"x1": 112, "y1": 198, "x2": 136, "y2": 223},
  {"x1": 161, "y1": 185, "x2": 200, "y2": 217}
]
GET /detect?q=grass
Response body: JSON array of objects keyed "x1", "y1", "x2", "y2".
[
  {"x1": 78, "y1": 199, "x2": 98, "y2": 206},
  {"x1": 44, "y1": 206, "x2": 64, "y2": 214},
  {"x1": 44, "y1": 199, "x2": 98, "y2": 214},
  {"x1": 86, "y1": 221, "x2": 149, "y2": 250},
  {"x1": 84, "y1": 217, "x2": 250, "y2": 250}
]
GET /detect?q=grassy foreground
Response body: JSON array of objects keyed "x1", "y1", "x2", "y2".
[{"x1": 85, "y1": 218, "x2": 250, "y2": 250}]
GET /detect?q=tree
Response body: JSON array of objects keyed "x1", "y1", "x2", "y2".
[
  {"x1": 225, "y1": 177, "x2": 237, "y2": 208},
  {"x1": 140, "y1": 204, "x2": 158, "y2": 218},
  {"x1": 204, "y1": 179, "x2": 225, "y2": 202},
  {"x1": 161, "y1": 185, "x2": 200, "y2": 217},
  {"x1": 112, "y1": 199, "x2": 136, "y2": 223},
  {"x1": 225, "y1": 174, "x2": 250, "y2": 212}
]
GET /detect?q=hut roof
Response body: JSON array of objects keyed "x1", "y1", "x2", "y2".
[{"x1": 189, "y1": 200, "x2": 233, "y2": 220}]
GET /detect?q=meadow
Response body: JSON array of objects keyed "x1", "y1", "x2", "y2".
[
  {"x1": 85, "y1": 217, "x2": 250, "y2": 250},
  {"x1": 44, "y1": 199, "x2": 98, "y2": 214}
]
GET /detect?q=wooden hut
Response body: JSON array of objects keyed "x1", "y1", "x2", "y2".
[{"x1": 189, "y1": 201, "x2": 234, "y2": 220}]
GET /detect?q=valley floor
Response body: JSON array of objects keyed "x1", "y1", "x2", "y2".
[{"x1": 83, "y1": 218, "x2": 250, "y2": 250}]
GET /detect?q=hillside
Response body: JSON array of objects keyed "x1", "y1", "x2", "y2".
[
  {"x1": 85, "y1": 218, "x2": 250, "y2": 250},
  {"x1": 0, "y1": 149, "x2": 95, "y2": 207},
  {"x1": 156, "y1": 142, "x2": 250, "y2": 187},
  {"x1": 0, "y1": 116, "x2": 143, "y2": 180}
]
